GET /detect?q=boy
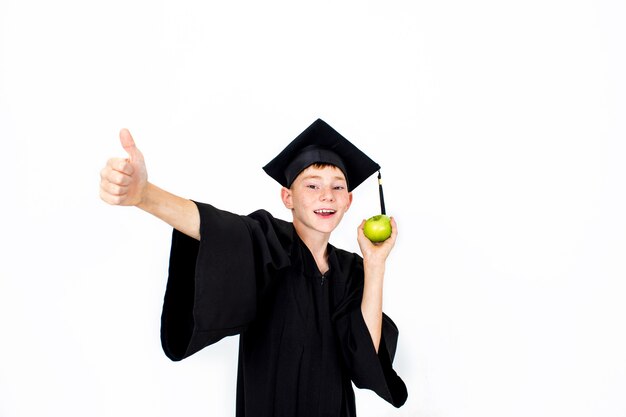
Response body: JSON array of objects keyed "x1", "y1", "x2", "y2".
[{"x1": 99, "y1": 119, "x2": 407, "y2": 416}]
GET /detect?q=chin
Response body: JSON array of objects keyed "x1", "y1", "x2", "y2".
[{"x1": 316, "y1": 222, "x2": 340, "y2": 234}]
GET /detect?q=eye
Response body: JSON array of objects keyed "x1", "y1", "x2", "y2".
[
  {"x1": 333, "y1": 185, "x2": 345, "y2": 190},
  {"x1": 306, "y1": 184, "x2": 319, "y2": 190}
]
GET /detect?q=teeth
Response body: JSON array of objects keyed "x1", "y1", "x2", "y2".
[{"x1": 315, "y1": 209, "x2": 335, "y2": 214}]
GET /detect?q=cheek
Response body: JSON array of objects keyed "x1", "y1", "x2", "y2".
[{"x1": 339, "y1": 195, "x2": 352, "y2": 211}]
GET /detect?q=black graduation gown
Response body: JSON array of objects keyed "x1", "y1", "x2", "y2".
[{"x1": 161, "y1": 202, "x2": 407, "y2": 416}]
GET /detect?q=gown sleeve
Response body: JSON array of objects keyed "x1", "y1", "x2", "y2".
[
  {"x1": 160, "y1": 202, "x2": 290, "y2": 361},
  {"x1": 332, "y1": 256, "x2": 408, "y2": 408}
]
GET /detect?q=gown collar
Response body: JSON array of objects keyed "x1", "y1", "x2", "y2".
[{"x1": 291, "y1": 228, "x2": 338, "y2": 279}]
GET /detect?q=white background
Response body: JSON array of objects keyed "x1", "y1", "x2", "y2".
[{"x1": 1, "y1": 0, "x2": 625, "y2": 416}]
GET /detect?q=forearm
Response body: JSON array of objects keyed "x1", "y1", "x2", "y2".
[
  {"x1": 137, "y1": 182, "x2": 201, "y2": 240},
  {"x1": 361, "y1": 261, "x2": 384, "y2": 353}
]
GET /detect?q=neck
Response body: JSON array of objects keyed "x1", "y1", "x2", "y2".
[{"x1": 293, "y1": 222, "x2": 330, "y2": 274}]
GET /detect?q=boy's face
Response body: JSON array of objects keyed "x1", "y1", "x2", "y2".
[{"x1": 281, "y1": 164, "x2": 353, "y2": 238}]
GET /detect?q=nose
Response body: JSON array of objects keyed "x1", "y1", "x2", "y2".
[{"x1": 320, "y1": 187, "x2": 335, "y2": 202}]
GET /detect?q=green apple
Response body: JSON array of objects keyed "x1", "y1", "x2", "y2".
[{"x1": 363, "y1": 214, "x2": 392, "y2": 242}]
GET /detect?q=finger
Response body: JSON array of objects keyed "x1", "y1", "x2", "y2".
[
  {"x1": 100, "y1": 188, "x2": 116, "y2": 204},
  {"x1": 100, "y1": 178, "x2": 128, "y2": 196},
  {"x1": 119, "y1": 128, "x2": 144, "y2": 163},
  {"x1": 389, "y1": 217, "x2": 398, "y2": 238},
  {"x1": 101, "y1": 168, "x2": 132, "y2": 186},
  {"x1": 356, "y1": 220, "x2": 369, "y2": 242},
  {"x1": 99, "y1": 187, "x2": 125, "y2": 205},
  {"x1": 106, "y1": 157, "x2": 134, "y2": 176}
]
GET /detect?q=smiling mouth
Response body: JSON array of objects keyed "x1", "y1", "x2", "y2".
[{"x1": 314, "y1": 209, "x2": 336, "y2": 217}]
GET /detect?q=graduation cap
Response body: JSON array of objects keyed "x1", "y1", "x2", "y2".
[{"x1": 263, "y1": 118, "x2": 387, "y2": 215}]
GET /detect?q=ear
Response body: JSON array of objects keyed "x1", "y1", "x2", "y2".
[
  {"x1": 345, "y1": 191, "x2": 353, "y2": 211},
  {"x1": 281, "y1": 187, "x2": 293, "y2": 209}
]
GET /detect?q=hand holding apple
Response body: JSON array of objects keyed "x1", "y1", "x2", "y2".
[{"x1": 357, "y1": 216, "x2": 397, "y2": 266}]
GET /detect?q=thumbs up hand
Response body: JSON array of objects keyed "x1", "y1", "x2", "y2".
[{"x1": 100, "y1": 129, "x2": 148, "y2": 206}]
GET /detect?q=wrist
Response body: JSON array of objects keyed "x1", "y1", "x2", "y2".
[
  {"x1": 136, "y1": 182, "x2": 155, "y2": 211},
  {"x1": 363, "y1": 258, "x2": 386, "y2": 272}
]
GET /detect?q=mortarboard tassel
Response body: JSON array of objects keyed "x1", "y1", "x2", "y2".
[{"x1": 378, "y1": 171, "x2": 386, "y2": 215}]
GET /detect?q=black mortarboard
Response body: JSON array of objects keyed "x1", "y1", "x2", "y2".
[{"x1": 263, "y1": 118, "x2": 387, "y2": 214}]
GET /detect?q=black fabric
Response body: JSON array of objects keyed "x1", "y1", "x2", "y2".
[
  {"x1": 161, "y1": 202, "x2": 408, "y2": 416},
  {"x1": 284, "y1": 145, "x2": 348, "y2": 189}
]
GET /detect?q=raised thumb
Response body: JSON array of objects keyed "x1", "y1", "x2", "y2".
[{"x1": 119, "y1": 128, "x2": 143, "y2": 162}]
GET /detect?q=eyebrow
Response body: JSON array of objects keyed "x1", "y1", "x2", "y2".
[{"x1": 301, "y1": 175, "x2": 347, "y2": 182}]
